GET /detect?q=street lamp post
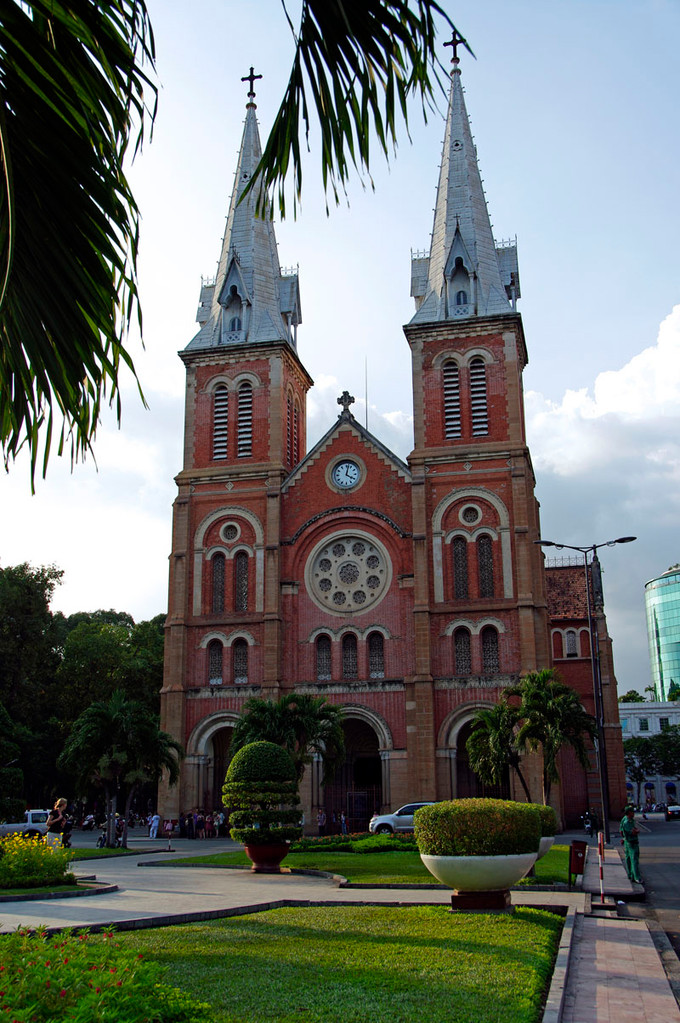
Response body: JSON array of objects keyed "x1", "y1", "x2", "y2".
[{"x1": 535, "y1": 536, "x2": 636, "y2": 845}]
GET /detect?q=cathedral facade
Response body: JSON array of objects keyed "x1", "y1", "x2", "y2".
[{"x1": 159, "y1": 54, "x2": 625, "y2": 829}]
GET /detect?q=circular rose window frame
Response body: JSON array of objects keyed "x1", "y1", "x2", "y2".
[{"x1": 304, "y1": 530, "x2": 393, "y2": 616}]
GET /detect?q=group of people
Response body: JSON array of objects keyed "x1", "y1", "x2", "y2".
[
  {"x1": 316, "y1": 809, "x2": 348, "y2": 836},
  {"x1": 178, "y1": 809, "x2": 226, "y2": 839}
]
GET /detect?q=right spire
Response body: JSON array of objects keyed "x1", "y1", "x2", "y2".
[{"x1": 410, "y1": 35, "x2": 520, "y2": 323}]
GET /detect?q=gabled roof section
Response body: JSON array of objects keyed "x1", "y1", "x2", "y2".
[
  {"x1": 186, "y1": 91, "x2": 301, "y2": 353},
  {"x1": 410, "y1": 55, "x2": 517, "y2": 324},
  {"x1": 282, "y1": 407, "x2": 411, "y2": 493}
]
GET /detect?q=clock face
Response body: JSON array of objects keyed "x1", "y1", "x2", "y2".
[{"x1": 332, "y1": 460, "x2": 360, "y2": 489}]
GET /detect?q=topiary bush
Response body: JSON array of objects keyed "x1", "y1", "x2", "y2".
[
  {"x1": 414, "y1": 799, "x2": 541, "y2": 857},
  {"x1": 223, "y1": 741, "x2": 302, "y2": 846},
  {"x1": 534, "y1": 804, "x2": 558, "y2": 836}
]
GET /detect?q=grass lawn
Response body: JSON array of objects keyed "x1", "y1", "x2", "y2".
[
  {"x1": 161, "y1": 844, "x2": 570, "y2": 886},
  {"x1": 0, "y1": 881, "x2": 79, "y2": 897},
  {"x1": 70, "y1": 847, "x2": 154, "y2": 860},
  {"x1": 116, "y1": 904, "x2": 561, "y2": 1023}
]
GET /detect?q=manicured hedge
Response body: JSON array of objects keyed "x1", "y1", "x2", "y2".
[
  {"x1": 533, "y1": 804, "x2": 558, "y2": 837},
  {"x1": 226, "y1": 741, "x2": 297, "y2": 783},
  {"x1": 414, "y1": 799, "x2": 541, "y2": 857}
]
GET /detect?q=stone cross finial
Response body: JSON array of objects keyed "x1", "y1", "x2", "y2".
[
  {"x1": 241, "y1": 66, "x2": 262, "y2": 100},
  {"x1": 337, "y1": 390, "x2": 355, "y2": 415}
]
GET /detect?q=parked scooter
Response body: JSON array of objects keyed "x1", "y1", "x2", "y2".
[
  {"x1": 81, "y1": 814, "x2": 96, "y2": 831},
  {"x1": 581, "y1": 811, "x2": 593, "y2": 836}
]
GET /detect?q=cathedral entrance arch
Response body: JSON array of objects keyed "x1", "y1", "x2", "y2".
[
  {"x1": 186, "y1": 711, "x2": 239, "y2": 812},
  {"x1": 320, "y1": 708, "x2": 391, "y2": 832},
  {"x1": 439, "y1": 705, "x2": 510, "y2": 801}
]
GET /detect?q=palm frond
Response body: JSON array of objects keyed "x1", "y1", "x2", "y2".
[
  {"x1": 0, "y1": 0, "x2": 156, "y2": 486},
  {"x1": 248, "y1": 0, "x2": 467, "y2": 216}
]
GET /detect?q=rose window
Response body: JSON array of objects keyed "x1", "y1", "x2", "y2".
[{"x1": 306, "y1": 532, "x2": 392, "y2": 615}]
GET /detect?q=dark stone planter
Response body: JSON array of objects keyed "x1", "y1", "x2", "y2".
[{"x1": 244, "y1": 842, "x2": 290, "y2": 873}]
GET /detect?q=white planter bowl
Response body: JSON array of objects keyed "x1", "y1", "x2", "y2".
[
  {"x1": 537, "y1": 836, "x2": 555, "y2": 860},
  {"x1": 421, "y1": 851, "x2": 538, "y2": 891}
]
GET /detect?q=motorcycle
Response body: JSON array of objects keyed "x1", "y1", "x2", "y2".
[
  {"x1": 81, "y1": 814, "x2": 96, "y2": 831},
  {"x1": 581, "y1": 812, "x2": 593, "y2": 836}
]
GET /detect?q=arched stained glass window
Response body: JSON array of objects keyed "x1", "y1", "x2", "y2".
[
  {"x1": 234, "y1": 552, "x2": 248, "y2": 612},
  {"x1": 368, "y1": 632, "x2": 385, "y2": 679},
  {"x1": 453, "y1": 536, "x2": 468, "y2": 599},
  {"x1": 481, "y1": 626, "x2": 499, "y2": 674},
  {"x1": 342, "y1": 633, "x2": 358, "y2": 680},
  {"x1": 237, "y1": 381, "x2": 253, "y2": 457},
  {"x1": 213, "y1": 385, "x2": 228, "y2": 459},
  {"x1": 208, "y1": 640, "x2": 223, "y2": 684},
  {"x1": 477, "y1": 534, "x2": 494, "y2": 598},
  {"x1": 469, "y1": 357, "x2": 488, "y2": 436},
  {"x1": 316, "y1": 634, "x2": 332, "y2": 681},
  {"x1": 233, "y1": 639, "x2": 248, "y2": 684},
  {"x1": 565, "y1": 630, "x2": 578, "y2": 657},
  {"x1": 443, "y1": 361, "x2": 461, "y2": 439},
  {"x1": 453, "y1": 628, "x2": 471, "y2": 676},
  {"x1": 212, "y1": 553, "x2": 225, "y2": 613}
]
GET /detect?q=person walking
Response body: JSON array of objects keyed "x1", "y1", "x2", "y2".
[
  {"x1": 317, "y1": 809, "x2": 326, "y2": 836},
  {"x1": 45, "y1": 798, "x2": 67, "y2": 847},
  {"x1": 149, "y1": 812, "x2": 161, "y2": 839},
  {"x1": 620, "y1": 805, "x2": 642, "y2": 883}
]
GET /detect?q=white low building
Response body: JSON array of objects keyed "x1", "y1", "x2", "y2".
[{"x1": 619, "y1": 700, "x2": 680, "y2": 805}]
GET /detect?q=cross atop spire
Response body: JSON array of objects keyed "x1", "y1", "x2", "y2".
[
  {"x1": 443, "y1": 28, "x2": 468, "y2": 67},
  {"x1": 241, "y1": 66, "x2": 262, "y2": 105}
]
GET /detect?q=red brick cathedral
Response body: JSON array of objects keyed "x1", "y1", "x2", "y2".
[{"x1": 159, "y1": 54, "x2": 626, "y2": 828}]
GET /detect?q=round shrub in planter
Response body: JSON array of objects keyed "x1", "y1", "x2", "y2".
[
  {"x1": 222, "y1": 741, "x2": 302, "y2": 872},
  {"x1": 533, "y1": 804, "x2": 558, "y2": 859},
  {"x1": 414, "y1": 799, "x2": 541, "y2": 905}
]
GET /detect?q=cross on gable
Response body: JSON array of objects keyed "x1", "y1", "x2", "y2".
[
  {"x1": 241, "y1": 66, "x2": 262, "y2": 99},
  {"x1": 337, "y1": 391, "x2": 355, "y2": 415}
]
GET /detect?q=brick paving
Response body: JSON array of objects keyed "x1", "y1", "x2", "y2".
[{"x1": 562, "y1": 914, "x2": 680, "y2": 1023}]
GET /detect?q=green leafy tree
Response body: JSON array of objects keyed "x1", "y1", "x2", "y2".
[
  {"x1": 667, "y1": 680, "x2": 680, "y2": 702},
  {"x1": 59, "y1": 690, "x2": 182, "y2": 847},
  {"x1": 650, "y1": 725, "x2": 680, "y2": 781},
  {"x1": 0, "y1": 701, "x2": 26, "y2": 821},
  {"x1": 645, "y1": 685, "x2": 659, "y2": 702},
  {"x1": 466, "y1": 701, "x2": 532, "y2": 803},
  {"x1": 230, "y1": 694, "x2": 345, "y2": 783},
  {"x1": 0, "y1": 562, "x2": 65, "y2": 804},
  {"x1": 507, "y1": 669, "x2": 596, "y2": 805},
  {"x1": 618, "y1": 689, "x2": 646, "y2": 704},
  {"x1": 623, "y1": 736, "x2": 659, "y2": 806},
  {"x1": 2, "y1": 1, "x2": 458, "y2": 479}
]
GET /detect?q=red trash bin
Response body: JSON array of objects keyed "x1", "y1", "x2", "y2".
[{"x1": 569, "y1": 839, "x2": 587, "y2": 886}]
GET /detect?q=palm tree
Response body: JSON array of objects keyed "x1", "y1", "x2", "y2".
[
  {"x1": 2, "y1": 2, "x2": 456, "y2": 481},
  {"x1": 230, "y1": 694, "x2": 345, "y2": 783},
  {"x1": 507, "y1": 669, "x2": 596, "y2": 805},
  {"x1": 59, "y1": 690, "x2": 183, "y2": 847},
  {"x1": 466, "y1": 701, "x2": 532, "y2": 803}
]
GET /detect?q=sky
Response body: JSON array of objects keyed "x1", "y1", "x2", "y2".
[{"x1": 1, "y1": 0, "x2": 679, "y2": 696}]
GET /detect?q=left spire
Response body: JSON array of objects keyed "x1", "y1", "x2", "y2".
[{"x1": 186, "y1": 70, "x2": 301, "y2": 353}]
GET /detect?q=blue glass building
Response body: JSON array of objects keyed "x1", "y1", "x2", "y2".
[{"x1": 645, "y1": 566, "x2": 680, "y2": 701}]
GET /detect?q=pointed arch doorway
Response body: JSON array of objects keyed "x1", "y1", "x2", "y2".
[{"x1": 320, "y1": 718, "x2": 383, "y2": 833}]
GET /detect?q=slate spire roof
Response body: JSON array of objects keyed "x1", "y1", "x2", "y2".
[
  {"x1": 410, "y1": 52, "x2": 520, "y2": 324},
  {"x1": 186, "y1": 88, "x2": 301, "y2": 352}
]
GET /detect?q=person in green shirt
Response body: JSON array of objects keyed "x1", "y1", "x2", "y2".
[{"x1": 620, "y1": 806, "x2": 641, "y2": 884}]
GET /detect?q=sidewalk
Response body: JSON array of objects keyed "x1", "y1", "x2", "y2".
[{"x1": 1, "y1": 837, "x2": 678, "y2": 1022}]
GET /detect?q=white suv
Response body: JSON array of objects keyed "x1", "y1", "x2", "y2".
[{"x1": 368, "y1": 802, "x2": 435, "y2": 835}]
